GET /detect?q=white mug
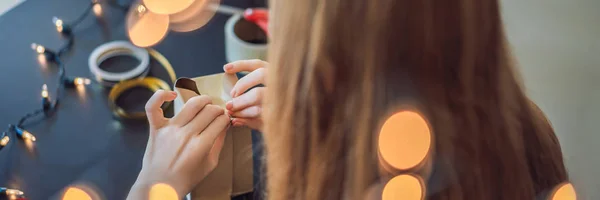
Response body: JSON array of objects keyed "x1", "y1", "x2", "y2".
[{"x1": 224, "y1": 14, "x2": 268, "y2": 65}]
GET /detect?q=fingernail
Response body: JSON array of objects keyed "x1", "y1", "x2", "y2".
[
  {"x1": 226, "y1": 101, "x2": 233, "y2": 110},
  {"x1": 223, "y1": 64, "x2": 233, "y2": 72},
  {"x1": 170, "y1": 91, "x2": 177, "y2": 96},
  {"x1": 230, "y1": 89, "x2": 235, "y2": 97},
  {"x1": 228, "y1": 110, "x2": 234, "y2": 115},
  {"x1": 233, "y1": 122, "x2": 242, "y2": 126}
]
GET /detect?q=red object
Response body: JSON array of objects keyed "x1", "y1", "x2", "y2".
[{"x1": 243, "y1": 8, "x2": 269, "y2": 36}]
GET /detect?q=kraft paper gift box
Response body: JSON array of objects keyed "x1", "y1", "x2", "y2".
[{"x1": 174, "y1": 74, "x2": 254, "y2": 200}]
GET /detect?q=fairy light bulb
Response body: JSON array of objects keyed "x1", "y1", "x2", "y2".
[
  {"x1": 5, "y1": 189, "x2": 24, "y2": 196},
  {"x1": 137, "y1": 5, "x2": 147, "y2": 15},
  {"x1": 21, "y1": 130, "x2": 36, "y2": 142},
  {"x1": 41, "y1": 84, "x2": 51, "y2": 111},
  {"x1": 0, "y1": 134, "x2": 9, "y2": 147},
  {"x1": 41, "y1": 84, "x2": 49, "y2": 98},
  {"x1": 64, "y1": 77, "x2": 91, "y2": 88},
  {"x1": 92, "y1": 0, "x2": 102, "y2": 16},
  {"x1": 31, "y1": 43, "x2": 46, "y2": 54},
  {"x1": 74, "y1": 77, "x2": 91, "y2": 86},
  {"x1": 31, "y1": 43, "x2": 56, "y2": 61},
  {"x1": 13, "y1": 126, "x2": 36, "y2": 142},
  {"x1": 53, "y1": 17, "x2": 64, "y2": 32}
]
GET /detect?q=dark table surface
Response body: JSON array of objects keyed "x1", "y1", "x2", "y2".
[{"x1": 0, "y1": 0, "x2": 264, "y2": 199}]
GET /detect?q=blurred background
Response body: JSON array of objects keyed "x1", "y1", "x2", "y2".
[
  {"x1": 0, "y1": 0, "x2": 598, "y2": 199},
  {"x1": 502, "y1": 0, "x2": 599, "y2": 199}
]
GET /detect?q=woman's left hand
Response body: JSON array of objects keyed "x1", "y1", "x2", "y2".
[{"x1": 223, "y1": 59, "x2": 268, "y2": 131}]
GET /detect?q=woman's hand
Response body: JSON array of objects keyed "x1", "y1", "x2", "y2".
[
  {"x1": 223, "y1": 59, "x2": 268, "y2": 131},
  {"x1": 128, "y1": 90, "x2": 230, "y2": 199}
]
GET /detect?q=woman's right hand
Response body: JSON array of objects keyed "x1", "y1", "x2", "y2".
[
  {"x1": 223, "y1": 59, "x2": 268, "y2": 131},
  {"x1": 128, "y1": 90, "x2": 230, "y2": 199}
]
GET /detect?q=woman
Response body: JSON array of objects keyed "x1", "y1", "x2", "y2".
[{"x1": 128, "y1": 0, "x2": 569, "y2": 199}]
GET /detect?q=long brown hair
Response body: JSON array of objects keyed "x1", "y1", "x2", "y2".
[{"x1": 263, "y1": 0, "x2": 568, "y2": 199}]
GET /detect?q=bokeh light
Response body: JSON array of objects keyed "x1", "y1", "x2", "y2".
[
  {"x1": 550, "y1": 183, "x2": 577, "y2": 200},
  {"x1": 382, "y1": 174, "x2": 424, "y2": 200},
  {"x1": 149, "y1": 183, "x2": 178, "y2": 200},
  {"x1": 378, "y1": 110, "x2": 431, "y2": 171},
  {"x1": 62, "y1": 187, "x2": 92, "y2": 200},
  {"x1": 143, "y1": 0, "x2": 194, "y2": 15},
  {"x1": 127, "y1": 4, "x2": 170, "y2": 47},
  {"x1": 93, "y1": 4, "x2": 102, "y2": 16},
  {"x1": 61, "y1": 184, "x2": 102, "y2": 200},
  {"x1": 169, "y1": 0, "x2": 220, "y2": 32},
  {"x1": 37, "y1": 54, "x2": 47, "y2": 67}
]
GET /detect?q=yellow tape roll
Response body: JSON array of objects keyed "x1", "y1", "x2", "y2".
[{"x1": 108, "y1": 48, "x2": 176, "y2": 119}]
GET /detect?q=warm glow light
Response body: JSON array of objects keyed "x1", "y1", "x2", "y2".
[
  {"x1": 169, "y1": 0, "x2": 220, "y2": 32},
  {"x1": 149, "y1": 183, "x2": 178, "y2": 200},
  {"x1": 53, "y1": 17, "x2": 63, "y2": 27},
  {"x1": 37, "y1": 54, "x2": 48, "y2": 66},
  {"x1": 382, "y1": 175, "x2": 424, "y2": 200},
  {"x1": 93, "y1": 4, "x2": 102, "y2": 16},
  {"x1": 62, "y1": 187, "x2": 92, "y2": 200},
  {"x1": 31, "y1": 43, "x2": 45, "y2": 54},
  {"x1": 5, "y1": 189, "x2": 24, "y2": 196},
  {"x1": 0, "y1": 135, "x2": 9, "y2": 146},
  {"x1": 22, "y1": 131, "x2": 36, "y2": 142},
  {"x1": 550, "y1": 183, "x2": 577, "y2": 200},
  {"x1": 23, "y1": 138, "x2": 35, "y2": 154},
  {"x1": 53, "y1": 17, "x2": 64, "y2": 32},
  {"x1": 41, "y1": 84, "x2": 49, "y2": 98},
  {"x1": 143, "y1": 0, "x2": 194, "y2": 15},
  {"x1": 127, "y1": 3, "x2": 169, "y2": 47},
  {"x1": 76, "y1": 83, "x2": 87, "y2": 100},
  {"x1": 378, "y1": 110, "x2": 431, "y2": 171},
  {"x1": 74, "y1": 77, "x2": 91, "y2": 86},
  {"x1": 137, "y1": 5, "x2": 147, "y2": 14}
]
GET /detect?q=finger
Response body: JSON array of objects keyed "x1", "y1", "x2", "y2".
[
  {"x1": 230, "y1": 106, "x2": 261, "y2": 118},
  {"x1": 183, "y1": 105, "x2": 226, "y2": 134},
  {"x1": 232, "y1": 118, "x2": 263, "y2": 131},
  {"x1": 195, "y1": 130, "x2": 226, "y2": 177},
  {"x1": 191, "y1": 115, "x2": 231, "y2": 154},
  {"x1": 223, "y1": 59, "x2": 268, "y2": 74},
  {"x1": 145, "y1": 90, "x2": 177, "y2": 128},
  {"x1": 226, "y1": 87, "x2": 264, "y2": 112},
  {"x1": 171, "y1": 95, "x2": 213, "y2": 126},
  {"x1": 208, "y1": 130, "x2": 226, "y2": 163},
  {"x1": 231, "y1": 68, "x2": 266, "y2": 97}
]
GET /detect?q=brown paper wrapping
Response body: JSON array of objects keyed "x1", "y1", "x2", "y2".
[{"x1": 174, "y1": 74, "x2": 254, "y2": 200}]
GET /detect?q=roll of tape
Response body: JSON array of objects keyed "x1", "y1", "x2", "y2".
[
  {"x1": 89, "y1": 41, "x2": 150, "y2": 87},
  {"x1": 225, "y1": 14, "x2": 267, "y2": 63},
  {"x1": 89, "y1": 41, "x2": 177, "y2": 119},
  {"x1": 108, "y1": 77, "x2": 171, "y2": 119},
  {"x1": 107, "y1": 48, "x2": 177, "y2": 119}
]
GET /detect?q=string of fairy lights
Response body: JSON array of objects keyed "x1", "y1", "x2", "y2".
[
  {"x1": 0, "y1": 1, "x2": 131, "y2": 151},
  {"x1": 0, "y1": 0, "x2": 244, "y2": 149}
]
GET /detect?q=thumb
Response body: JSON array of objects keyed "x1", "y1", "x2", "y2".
[{"x1": 145, "y1": 90, "x2": 177, "y2": 128}]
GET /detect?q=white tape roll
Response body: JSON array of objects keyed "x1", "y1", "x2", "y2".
[
  {"x1": 89, "y1": 41, "x2": 150, "y2": 86},
  {"x1": 224, "y1": 14, "x2": 267, "y2": 63}
]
